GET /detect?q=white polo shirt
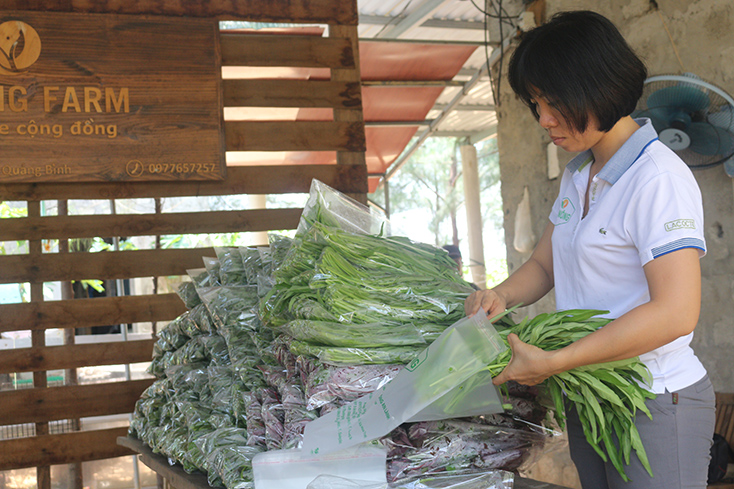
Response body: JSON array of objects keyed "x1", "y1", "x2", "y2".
[{"x1": 549, "y1": 118, "x2": 707, "y2": 394}]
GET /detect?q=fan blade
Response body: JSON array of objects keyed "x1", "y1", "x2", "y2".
[
  {"x1": 708, "y1": 105, "x2": 734, "y2": 131},
  {"x1": 635, "y1": 107, "x2": 675, "y2": 133},
  {"x1": 725, "y1": 157, "x2": 734, "y2": 177},
  {"x1": 647, "y1": 85, "x2": 710, "y2": 112},
  {"x1": 687, "y1": 122, "x2": 734, "y2": 156}
]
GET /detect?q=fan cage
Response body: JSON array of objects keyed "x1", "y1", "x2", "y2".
[{"x1": 635, "y1": 74, "x2": 734, "y2": 169}]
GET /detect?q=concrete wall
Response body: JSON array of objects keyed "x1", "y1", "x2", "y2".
[{"x1": 495, "y1": 0, "x2": 734, "y2": 393}]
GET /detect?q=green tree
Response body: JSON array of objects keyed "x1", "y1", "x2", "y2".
[
  {"x1": 374, "y1": 137, "x2": 502, "y2": 245},
  {"x1": 372, "y1": 136, "x2": 506, "y2": 283}
]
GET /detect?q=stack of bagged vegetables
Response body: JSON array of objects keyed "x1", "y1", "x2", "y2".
[
  {"x1": 130, "y1": 243, "x2": 282, "y2": 489},
  {"x1": 131, "y1": 180, "x2": 653, "y2": 487}
]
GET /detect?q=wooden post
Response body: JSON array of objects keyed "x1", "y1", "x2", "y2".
[
  {"x1": 249, "y1": 195, "x2": 269, "y2": 246},
  {"x1": 329, "y1": 24, "x2": 367, "y2": 205},
  {"x1": 58, "y1": 200, "x2": 84, "y2": 489},
  {"x1": 460, "y1": 143, "x2": 487, "y2": 290},
  {"x1": 28, "y1": 200, "x2": 51, "y2": 489}
]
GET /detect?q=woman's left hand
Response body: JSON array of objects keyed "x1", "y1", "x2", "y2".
[{"x1": 492, "y1": 333, "x2": 556, "y2": 386}]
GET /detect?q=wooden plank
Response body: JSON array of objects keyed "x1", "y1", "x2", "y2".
[
  {"x1": 0, "y1": 339, "x2": 155, "y2": 374},
  {"x1": 223, "y1": 79, "x2": 362, "y2": 109},
  {"x1": 0, "y1": 379, "x2": 155, "y2": 425},
  {"x1": 226, "y1": 121, "x2": 366, "y2": 152},
  {"x1": 0, "y1": 295, "x2": 184, "y2": 333},
  {"x1": 0, "y1": 248, "x2": 214, "y2": 284},
  {"x1": 0, "y1": 164, "x2": 367, "y2": 201},
  {"x1": 0, "y1": 12, "x2": 224, "y2": 183},
  {"x1": 220, "y1": 33, "x2": 354, "y2": 68},
  {"x1": 0, "y1": 207, "x2": 302, "y2": 242},
  {"x1": 0, "y1": 427, "x2": 133, "y2": 471},
  {"x1": 0, "y1": 0, "x2": 359, "y2": 24},
  {"x1": 118, "y1": 436, "x2": 211, "y2": 489}
]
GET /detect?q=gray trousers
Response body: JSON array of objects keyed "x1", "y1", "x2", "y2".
[{"x1": 566, "y1": 374, "x2": 715, "y2": 489}]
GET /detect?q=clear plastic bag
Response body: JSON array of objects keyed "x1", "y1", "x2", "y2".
[
  {"x1": 198, "y1": 285, "x2": 260, "y2": 334},
  {"x1": 307, "y1": 475, "x2": 386, "y2": 489},
  {"x1": 252, "y1": 444, "x2": 387, "y2": 489},
  {"x1": 244, "y1": 391, "x2": 267, "y2": 449},
  {"x1": 305, "y1": 364, "x2": 404, "y2": 410},
  {"x1": 189, "y1": 303, "x2": 216, "y2": 334},
  {"x1": 392, "y1": 471, "x2": 514, "y2": 489},
  {"x1": 268, "y1": 233, "x2": 294, "y2": 270},
  {"x1": 261, "y1": 387, "x2": 285, "y2": 451},
  {"x1": 176, "y1": 280, "x2": 202, "y2": 309},
  {"x1": 290, "y1": 340, "x2": 424, "y2": 367},
  {"x1": 387, "y1": 420, "x2": 546, "y2": 482},
  {"x1": 216, "y1": 247, "x2": 247, "y2": 285},
  {"x1": 298, "y1": 179, "x2": 392, "y2": 237},
  {"x1": 240, "y1": 246, "x2": 264, "y2": 284},
  {"x1": 302, "y1": 311, "x2": 507, "y2": 456},
  {"x1": 187, "y1": 267, "x2": 219, "y2": 288},
  {"x1": 280, "y1": 319, "x2": 427, "y2": 348},
  {"x1": 306, "y1": 471, "x2": 515, "y2": 489},
  {"x1": 203, "y1": 257, "x2": 223, "y2": 286}
]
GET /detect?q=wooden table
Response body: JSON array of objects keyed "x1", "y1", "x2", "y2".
[{"x1": 118, "y1": 436, "x2": 572, "y2": 489}]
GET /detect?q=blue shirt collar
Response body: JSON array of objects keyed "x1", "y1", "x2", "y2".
[{"x1": 565, "y1": 118, "x2": 659, "y2": 184}]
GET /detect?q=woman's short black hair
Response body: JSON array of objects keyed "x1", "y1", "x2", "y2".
[{"x1": 508, "y1": 10, "x2": 647, "y2": 133}]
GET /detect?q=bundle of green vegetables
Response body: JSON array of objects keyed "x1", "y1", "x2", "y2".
[
  {"x1": 258, "y1": 199, "x2": 475, "y2": 368},
  {"x1": 487, "y1": 309, "x2": 656, "y2": 482}
]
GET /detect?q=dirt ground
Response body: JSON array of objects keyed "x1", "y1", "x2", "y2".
[{"x1": 0, "y1": 457, "x2": 158, "y2": 489}]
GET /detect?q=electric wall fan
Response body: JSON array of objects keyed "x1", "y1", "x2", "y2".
[{"x1": 633, "y1": 73, "x2": 734, "y2": 171}]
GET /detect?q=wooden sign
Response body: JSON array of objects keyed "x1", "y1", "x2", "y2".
[{"x1": 0, "y1": 11, "x2": 224, "y2": 182}]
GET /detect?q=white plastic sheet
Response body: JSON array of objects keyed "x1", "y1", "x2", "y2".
[{"x1": 252, "y1": 445, "x2": 387, "y2": 489}]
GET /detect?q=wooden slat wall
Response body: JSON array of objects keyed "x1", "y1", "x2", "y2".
[
  {"x1": 3, "y1": 0, "x2": 359, "y2": 25},
  {"x1": 0, "y1": 5, "x2": 367, "y2": 486}
]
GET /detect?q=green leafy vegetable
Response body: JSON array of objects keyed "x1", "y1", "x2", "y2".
[{"x1": 487, "y1": 309, "x2": 656, "y2": 482}]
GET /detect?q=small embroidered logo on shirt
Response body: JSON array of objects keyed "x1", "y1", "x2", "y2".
[
  {"x1": 664, "y1": 219, "x2": 696, "y2": 232},
  {"x1": 557, "y1": 198, "x2": 575, "y2": 223},
  {"x1": 599, "y1": 228, "x2": 607, "y2": 235}
]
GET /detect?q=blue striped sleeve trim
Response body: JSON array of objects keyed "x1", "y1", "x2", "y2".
[{"x1": 651, "y1": 238, "x2": 706, "y2": 259}]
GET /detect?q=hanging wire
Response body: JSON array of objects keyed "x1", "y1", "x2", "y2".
[
  {"x1": 374, "y1": 0, "x2": 417, "y2": 37},
  {"x1": 656, "y1": 9, "x2": 686, "y2": 72},
  {"x1": 472, "y1": 0, "x2": 519, "y2": 108},
  {"x1": 469, "y1": 0, "x2": 517, "y2": 23},
  {"x1": 495, "y1": 0, "x2": 505, "y2": 106}
]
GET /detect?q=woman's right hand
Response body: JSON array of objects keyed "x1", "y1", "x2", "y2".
[{"x1": 465, "y1": 288, "x2": 507, "y2": 319}]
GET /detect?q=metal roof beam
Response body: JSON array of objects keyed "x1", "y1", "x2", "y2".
[
  {"x1": 360, "y1": 36, "x2": 492, "y2": 47},
  {"x1": 374, "y1": 0, "x2": 449, "y2": 39},
  {"x1": 360, "y1": 14, "x2": 485, "y2": 31},
  {"x1": 365, "y1": 120, "x2": 432, "y2": 127},
  {"x1": 362, "y1": 80, "x2": 464, "y2": 87},
  {"x1": 383, "y1": 30, "x2": 514, "y2": 183},
  {"x1": 469, "y1": 126, "x2": 498, "y2": 144},
  {"x1": 431, "y1": 129, "x2": 495, "y2": 138},
  {"x1": 432, "y1": 103, "x2": 496, "y2": 111}
]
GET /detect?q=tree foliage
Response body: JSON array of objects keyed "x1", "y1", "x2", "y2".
[{"x1": 373, "y1": 137, "x2": 503, "y2": 248}]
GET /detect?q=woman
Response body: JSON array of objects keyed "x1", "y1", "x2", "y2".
[{"x1": 465, "y1": 10, "x2": 715, "y2": 489}]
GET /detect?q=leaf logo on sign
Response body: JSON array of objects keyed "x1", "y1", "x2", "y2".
[{"x1": 0, "y1": 21, "x2": 42, "y2": 74}]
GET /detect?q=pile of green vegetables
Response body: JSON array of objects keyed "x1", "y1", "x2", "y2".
[
  {"x1": 487, "y1": 309, "x2": 656, "y2": 482},
  {"x1": 132, "y1": 180, "x2": 659, "y2": 486}
]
